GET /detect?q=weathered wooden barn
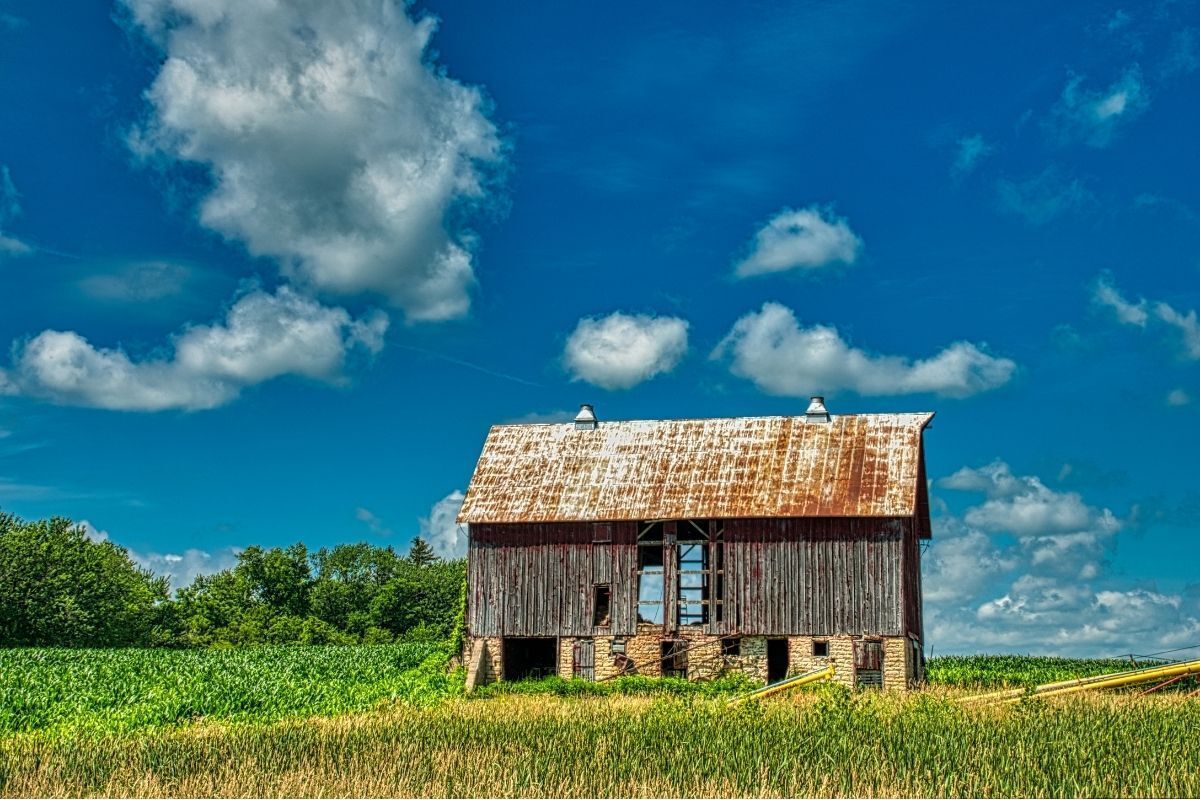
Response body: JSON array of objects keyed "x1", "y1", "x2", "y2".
[{"x1": 457, "y1": 398, "x2": 933, "y2": 690}]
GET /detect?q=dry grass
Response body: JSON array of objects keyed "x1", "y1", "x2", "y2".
[{"x1": 3, "y1": 689, "x2": 1198, "y2": 798}]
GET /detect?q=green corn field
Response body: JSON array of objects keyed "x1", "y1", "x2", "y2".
[{"x1": 1, "y1": 645, "x2": 1198, "y2": 797}]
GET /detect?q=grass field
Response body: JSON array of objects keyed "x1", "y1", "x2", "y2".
[
  {"x1": 3, "y1": 691, "x2": 1199, "y2": 797},
  {"x1": 2, "y1": 645, "x2": 1198, "y2": 797}
]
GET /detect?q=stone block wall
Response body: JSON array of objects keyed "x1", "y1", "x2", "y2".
[{"x1": 469, "y1": 632, "x2": 918, "y2": 689}]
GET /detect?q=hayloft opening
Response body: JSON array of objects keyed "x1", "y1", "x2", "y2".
[
  {"x1": 593, "y1": 585, "x2": 611, "y2": 627},
  {"x1": 767, "y1": 638, "x2": 789, "y2": 683},
  {"x1": 502, "y1": 638, "x2": 557, "y2": 681}
]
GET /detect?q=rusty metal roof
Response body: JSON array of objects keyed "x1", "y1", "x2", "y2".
[{"x1": 458, "y1": 413, "x2": 933, "y2": 524}]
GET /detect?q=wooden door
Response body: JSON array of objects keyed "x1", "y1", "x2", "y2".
[{"x1": 572, "y1": 638, "x2": 595, "y2": 681}]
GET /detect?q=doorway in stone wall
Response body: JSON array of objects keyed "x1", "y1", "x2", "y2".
[{"x1": 767, "y1": 638, "x2": 789, "y2": 683}]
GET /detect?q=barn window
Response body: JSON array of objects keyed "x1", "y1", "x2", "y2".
[
  {"x1": 677, "y1": 519, "x2": 712, "y2": 626},
  {"x1": 592, "y1": 522, "x2": 612, "y2": 543},
  {"x1": 637, "y1": 523, "x2": 665, "y2": 624},
  {"x1": 593, "y1": 585, "x2": 611, "y2": 627},
  {"x1": 721, "y1": 636, "x2": 741, "y2": 657},
  {"x1": 812, "y1": 640, "x2": 829, "y2": 658}
]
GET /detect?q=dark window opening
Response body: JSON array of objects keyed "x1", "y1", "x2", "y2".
[
  {"x1": 721, "y1": 636, "x2": 741, "y2": 657},
  {"x1": 593, "y1": 585, "x2": 611, "y2": 627},
  {"x1": 812, "y1": 640, "x2": 829, "y2": 658},
  {"x1": 661, "y1": 640, "x2": 687, "y2": 679},
  {"x1": 592, "y1": 522, "x2": 612, "y2": 543},
  {"x1": 502, "y1": 637, "x2": 557, "y2": 681},
  {"x1": 767, "y1": 638, "x2": 789, "y2": 683}
]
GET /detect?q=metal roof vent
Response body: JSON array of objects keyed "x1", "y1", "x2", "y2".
[
  {"x1": 805, "y1": 395, "x2": 831, "y2": 423},
  {"x1": 574, "y1": 403, "x2": 598, "y2": 430}
]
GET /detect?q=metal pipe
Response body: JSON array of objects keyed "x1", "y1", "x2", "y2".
[
  {"x1": 1022, "y1": 659, "x2": 1200, "y2": 702},
  {"x1": 727, "y1": 663, "x2": 836, "y2": 705},
  {"x1": 956, "y1": 659, "x2": 1190, "y2": 705}
]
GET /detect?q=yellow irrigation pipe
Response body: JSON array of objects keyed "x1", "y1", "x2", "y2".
[
  {"x1": 957, "y1": 662, "x2": 1167, "y2": 705},
  {"x1": 728, "y1": 663, "x2": 836, "y2": 705},
  {"x1": 958, "y1": 658, "x2": 1200, "y2": 705},
  {"x1": 1018, "y1": 658, "x2": 1200, "y2": 702}
]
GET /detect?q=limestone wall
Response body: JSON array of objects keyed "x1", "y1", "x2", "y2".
[{"x1": 470, "y1": 632, "x2": 918, "y2": 689}]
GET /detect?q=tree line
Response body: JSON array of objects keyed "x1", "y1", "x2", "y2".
[{"x1": 0, "y1": 512, "x2": 464, "y2": 648}]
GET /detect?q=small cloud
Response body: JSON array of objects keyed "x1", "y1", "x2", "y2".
[
  {"x1": 420, "y1": 490, "x2": 467, "y2": 559},
  {"x1": 78, "y1": 519, "x2": 110, "y2": 543},
  {"x1": 1046, "y1": 66, "x2": 1149, "y2": 148},
  {"x1": 2, "y1": 286, "x2": 388, "y2": 411},
  {"x1": 79, "y1": 261, "x2": 191, "y2": 302},
  {"x1": 997, "y1": 167, "x2": 1095, "y2": 225},
  {"x1": 951, "y1": 134, "x2": 992, "y2": 180},
  {"x1": 713, "y1": 302, "x2": 1015, "y2": 398},
  {"x1": 355, "y1": 506, "x2": 393, "y2": 537},
  {"x1": 733, "y1": 206, "x2": 861, "y2": 278},
  {"x1": 79, "y1": 518, "x2": 239, "y2": 591},
  {"x1": 1155, "y1": 301, "x2": 1200, "y2": 359},
  {"x1": 1166, "y1": 388, "x2": 1192, "y2": 406},
  {"x1": 1094, "y1": 275, "x2": 1200, "y2": 359},
  {"x1": 1092, "y1": 274, "x2": 1148, "y2": 326},
  {"x1": 564, "y1": 311, "x2": 688, "y2": 390}
]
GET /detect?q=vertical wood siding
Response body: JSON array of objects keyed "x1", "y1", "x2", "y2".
[
  {"x1": 468, "y1": 517, "x2": 911, "y2": 639},
  {"x1": 468, "y1": 522, "x2": 637, "y2": 637},
  {"x1": 722, "y1": 518, "x2": 907, "y2": 636}
]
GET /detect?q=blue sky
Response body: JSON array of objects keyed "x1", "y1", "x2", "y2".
[{"x1": 0, "y1": 0, "x2": 1197, "y2": 656}]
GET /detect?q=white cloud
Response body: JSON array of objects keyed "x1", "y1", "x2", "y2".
[
  {"x1": 733, "y1": 206, "x2": 861, "y2": 277},
  {"x1": 1093, "y1": 275, "x2": 1200, "y2": 359},
  {"x1": 564, "y1": 312, "x2": 689, "y2": 390},
  {"x1": 420, "y1": 490, "x2": 466, "y2": 559},
  {"x1": 1166, "y1": 388, "x2": 1192, "y2": 406},
  {"x1": 951, "y1": 133, "x2": 992, "y2": 180},
  {"x1": 78, "y1": 519, "x2": 110, "y2": 543},
  {"x1": 134, "y1": 547, "x2": 242, "y2": 591},
  {"x1": 1154, "y1": 302, "x2": 1200, "y2": 359},
  {"x1": 79, "y1": 261, "x2": 191, "y2": 301},
  {"x1": 1, "y1": 286, "x2": 387, "y2": 411},
  {"x1": 1047, "y1": 66, "x2": 1149, "y2": 147},
  {"x1": 996, "y1": 166, "x2": 1095, "y2": 225},
  {"x1": 79, "y1": 519, "x2": 240, "y2": 591},
  {"x1": 926, "y1": 461, "x2": 1200, "y2": 656},
  {"x1": 713, "y1": 302, "x2": 1015, "y2": 398},
  {"x1": 923, "y1": 520, "x2": 1018, "y2": 603},
  {"x1": 121, "y1": 0, "x2": 504, "y2": 321},
  {"x1": 1092, "y1": 274, "x2": 1148, "y2": 326}
]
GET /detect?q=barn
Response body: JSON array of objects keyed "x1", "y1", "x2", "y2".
[{"x1": 457, "y1": 397, "x2": 933, "y2": 690}]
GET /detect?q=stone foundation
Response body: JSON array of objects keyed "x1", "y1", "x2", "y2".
[{"x1": 467, "y1": 632, "x2": 918, "y2": 689}]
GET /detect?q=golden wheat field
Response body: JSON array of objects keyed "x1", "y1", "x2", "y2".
[{"x1": 3, "y1": 689, "x2": 1198, "y2": 798}]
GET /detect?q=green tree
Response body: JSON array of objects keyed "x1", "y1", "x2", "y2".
[
  {"x1": 406, "y1": 537, "x2": 437, "y2": 567},
  {"x1": 0, "y1": 512, "x2": 170, "y2": 647}
]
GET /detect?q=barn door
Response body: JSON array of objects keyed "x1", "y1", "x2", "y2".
[
  {"x1": 855, "y1": 639, "x2": 884, "y2": 688},
  {"x1": 572, "y1": 639, "x2": 595, "y2": 681}
]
